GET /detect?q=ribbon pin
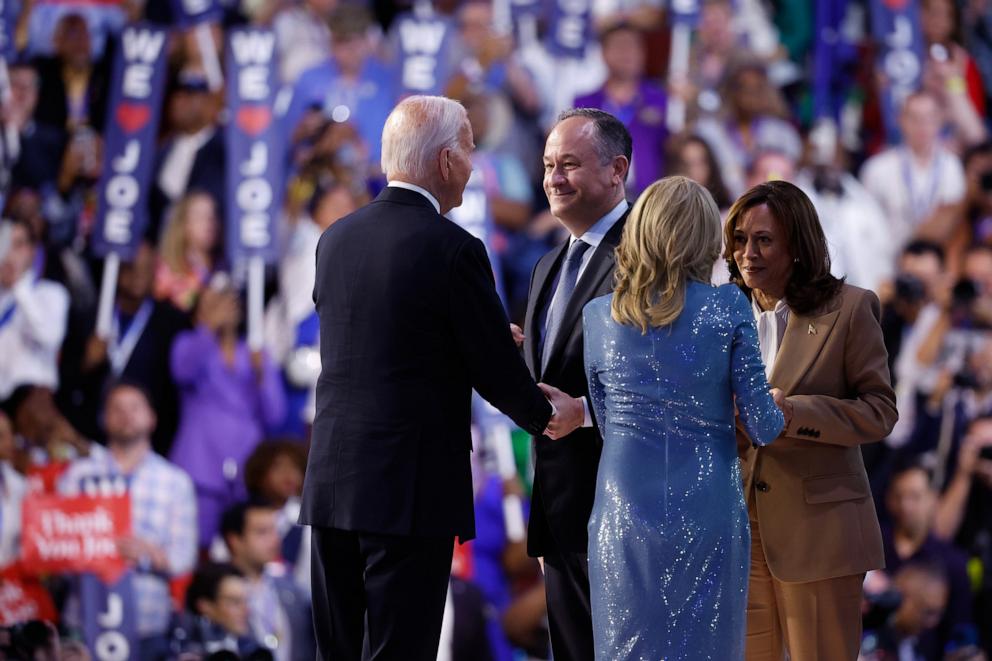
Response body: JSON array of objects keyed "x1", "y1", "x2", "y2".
[{"x1": 808, "y1": 324, "x2": 817, "y2": 335}]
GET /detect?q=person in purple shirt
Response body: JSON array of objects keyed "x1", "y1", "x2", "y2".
[
  {"x1": 169, "y1": 278, "x2": 286, "y2": 549},
  {"x1": 574, "y1": 23, "x2": 667, "y2": 197}
]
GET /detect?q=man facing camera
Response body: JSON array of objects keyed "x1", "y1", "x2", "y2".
[
  {"x1": 521, "y1": 108, "x2": 632, "y2": 661},
  {"x1": 301, "y1": 95, "x2": 567, "y2": 661}
]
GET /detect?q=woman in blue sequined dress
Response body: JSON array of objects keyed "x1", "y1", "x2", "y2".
[{"x1": 582, "y1": 177, "x2": 785, "y2": 659}]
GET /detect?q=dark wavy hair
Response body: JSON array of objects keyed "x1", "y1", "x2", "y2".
[{"x1": 723, "y1": 180, "x2": 844, "y2": 315}]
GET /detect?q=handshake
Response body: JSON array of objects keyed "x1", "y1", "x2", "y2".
[{"x1": 511, "y1": 323, "x2": 584, "y2": 440}]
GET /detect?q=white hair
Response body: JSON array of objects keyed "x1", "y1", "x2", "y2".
[{"x1": 380, "y1": 95, "x2": 467, "y2": 182}]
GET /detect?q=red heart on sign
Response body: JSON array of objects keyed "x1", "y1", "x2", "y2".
[
  {"x1": 116, "y1": 103, "x2": 150, "y2": 134},
  {"x1": 236, "y1": 106, "x2": 272, "y2": 136}
]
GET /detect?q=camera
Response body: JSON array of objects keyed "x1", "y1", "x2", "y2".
[
  {"x1": 894, "y1": 274, "x2": 927, "y2": 305},
  {"x1": 979, "y1": 170, "x2": 992, "y2": 193}
]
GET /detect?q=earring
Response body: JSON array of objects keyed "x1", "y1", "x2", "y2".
[{"x1": 793, "y1": 257, "x2": 800, "y2": 263}]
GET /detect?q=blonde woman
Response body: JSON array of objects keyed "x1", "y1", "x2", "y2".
[
  {"x1": 582, "y1": 176, "x2": 785, "y2": 659},
  {"x1": 154, "y1": 192, "x2": 219, "y2": 312}
]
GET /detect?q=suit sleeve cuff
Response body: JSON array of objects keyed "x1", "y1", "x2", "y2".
[{"x1": 581, "y1": 396, "x2": 592, "y2": 428}]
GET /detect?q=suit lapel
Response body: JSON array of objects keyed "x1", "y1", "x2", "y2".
[
  {"x1": 525, "y1": 243, "x2": 568, "y2": 376},
  {"x1": 770, "y1": 305, "x2": 841, "y2": 395}
]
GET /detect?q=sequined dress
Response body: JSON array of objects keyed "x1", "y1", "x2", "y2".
[{"x1": 583, "y1": 283, "x2": 783, "y2": 660}]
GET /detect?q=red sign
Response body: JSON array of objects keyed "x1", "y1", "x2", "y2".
[
  {"x1": 20, "y1": 494, "x2": 131, "y2": 583},
  {"x1": 26, "y1": 462, "x2": 69, "y2": 495},
  {"x1": 0, "y1": 566, "x2": 57, "y2": 625}
]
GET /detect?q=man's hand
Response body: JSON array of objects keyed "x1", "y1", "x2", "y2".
[
  {"x1": 510, "y1": 323, "x2": 525, "y2": 348},
  {"x1": 770, "y1": 388, "x2": 793, "y2": 428},
  {"x1": 117, "y1": 535, "x2": 164, "y2": 570},
  {"x1": 82, "y1": 335, "x2": 108, "y2": 371},
  {"x1": 958, "y1": 421, "x2": 992, "y2": 487},
  {"x1": 538, "y1": 383, "x2": 583, "y2": 439}
]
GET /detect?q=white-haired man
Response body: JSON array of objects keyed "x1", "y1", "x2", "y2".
[{"x1": 300, "y1": 95, "x2": 566, "y2": 661}]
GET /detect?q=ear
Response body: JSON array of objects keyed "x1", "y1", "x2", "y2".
[
  {"x1": 612, "y1": 155, "x2": 630, "y2": 185},
  {"x1": 439, "y1": 147, "x2": 452, "y2": 182}
]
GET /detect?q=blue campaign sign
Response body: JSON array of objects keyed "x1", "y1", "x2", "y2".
[
  {"x1": 224, "y1": 28, "x2": 283, "y2": 265},
  {"x1": 390, "y1": 9, "x2": 456, "y2": 96},
  {"x1": 546, "y1": 0, "x2": 591, "y2": 59},
  {"x1": 870, "y1": 0, "x2": 924, "y2": 144},
  {"x1": 812, "y1": 0, "x2": 856, "y2": 122},
  {"x1": 447, "y1": 164, "x2": 507, "y2": 306},
  {"x1": 669, "y1": 0, "x2": 700, "y2": 26},
  {"x1": 0, "y1": 0, "x2": 15, "y2": 61},
  {"x1": 92, "y1": 24, "x2": 169, "y2": 260},
  {"x1": 80, "y1": 571, "x2": 138, "y2": 661},
  {"x1": 170, "y1": 0, "x2": 223, "y2": 26}
]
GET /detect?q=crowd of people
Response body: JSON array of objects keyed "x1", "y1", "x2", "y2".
[{"x1": 0, "y1": 0, "x2": 991, "y2": 659}]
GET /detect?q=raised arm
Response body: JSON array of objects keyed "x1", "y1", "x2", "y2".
[{"x1": 728, "y1": 289, "x2": 784, "y2": 445}]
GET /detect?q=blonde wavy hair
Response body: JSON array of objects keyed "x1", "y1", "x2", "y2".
[
  {"x1": 159, "y1": 191, "x2": 214, "y2": 274},
  {"x1": 611, "y1": 176, "x2": 722, "y2": 333}
]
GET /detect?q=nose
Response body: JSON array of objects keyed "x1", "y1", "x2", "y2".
[
  {"x1": 547, "y1": 165, "x2": 567, "y2": 188},
  {"x1": 743, "y1": 237, "x2": 759, "y2": 261}
]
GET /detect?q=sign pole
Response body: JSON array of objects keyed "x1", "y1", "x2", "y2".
[
  {"x1": 95, "y1": 253, "x2": 120, "y2": 341},
  {"x1": 247, "y1": 254, "x2": 264, "y2": 352}
]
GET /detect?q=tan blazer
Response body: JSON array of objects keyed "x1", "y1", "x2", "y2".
[{"x1": 738, "y1": 284, "x2": 898, "y2": 583}]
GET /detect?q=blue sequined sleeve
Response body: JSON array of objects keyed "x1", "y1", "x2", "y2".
[
  {"x1": 583, "y1": 297, "x2": 609, "y2": 434},
  {"x1": 724, "y1": 286, "x2": 784, "y2": 445}
]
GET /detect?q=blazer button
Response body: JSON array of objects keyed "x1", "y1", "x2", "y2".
[{"x1": 755, "y1": 481, "x2": 770, "y2": 493}]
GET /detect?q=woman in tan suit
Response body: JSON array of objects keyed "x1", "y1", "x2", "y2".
[{"x1": 725, "y1": 181, "x2": 898, "y2": 661}]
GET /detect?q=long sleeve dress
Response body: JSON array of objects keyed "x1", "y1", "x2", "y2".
[{"x1": 583, "y1": 282, "x2": 783, "y2": 660}]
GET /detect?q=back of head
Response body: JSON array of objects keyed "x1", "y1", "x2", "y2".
[
  {"x1": 612, "y1": 176, "x2": 722, "y2": 332},
  {"x1": 380, "y1": 95, "x2": 467, "y2": 185}
]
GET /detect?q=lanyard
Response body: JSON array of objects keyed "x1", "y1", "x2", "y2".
[
  {"x1": 900, "y1": 148, "x2": 943, "y2": 224},
  {"x1": 108, "y1": 299, "x2": 154, "y2": 376},
  {"x1": 0, "y1": 297, "x2": 16, "y2": 331}
]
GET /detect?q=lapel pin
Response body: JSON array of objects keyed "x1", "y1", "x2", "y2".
[{"x1": 808, "y1": 323, "x2": 817, "y2": 336}]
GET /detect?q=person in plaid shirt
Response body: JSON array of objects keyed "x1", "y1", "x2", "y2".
[{"x1": 58, "y1": 381, "x2": 198, "y2": 655}]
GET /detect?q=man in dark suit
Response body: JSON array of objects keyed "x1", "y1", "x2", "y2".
[
  {"x1": 520, "y1": 108, "x2": 632, "y2": 661},
  {"x1": 57, "y1": 242, "x2": 189, "y2": 455},
  {"x1": 301, "y1": 95, "x2": 567, "y2": 661}
]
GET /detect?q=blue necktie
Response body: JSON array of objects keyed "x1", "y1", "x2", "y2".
[{"x1": 542, "y1": 239, "x2": 591, "y2": 370}]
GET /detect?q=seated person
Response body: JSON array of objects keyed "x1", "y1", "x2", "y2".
[{"x1": 177, "y1": 561, "x2": 272, "y2": 660}]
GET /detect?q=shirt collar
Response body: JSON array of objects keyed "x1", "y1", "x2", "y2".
[
  {"x1": 571, "y1": 198, "x2": 628, "y2": 249},
  {"x1": 751, "y1": 295, "x2": 790, "y2": 321},
  {"x1": 387, "y1": 180, "x2": 441, "y2": 214}
]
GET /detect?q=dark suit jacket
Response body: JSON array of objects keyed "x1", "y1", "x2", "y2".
[
  {"x1": 300, "y1": 186, "x2": 553, "y2": 540},
  {"x1": 31, "y1": 54, "x2": 112, "y2": 132},
  {"x1": 57, "y1": 299, "x2": 190, "y2": 456},
  {"x1": 522, "y1": 211, "x2": 628, "y2": 557},
  {"x1": 149, "y1": 129, "x2": 226, "y2": 240},
  {"x1": 271, "y1": 573, "x2": 315, "y2": 661}
]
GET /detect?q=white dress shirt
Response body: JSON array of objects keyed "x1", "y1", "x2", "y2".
[
  {"x1": 0, "y1": 272, "x2": 69, "y2": 399},
  {"x1": 157, "y1": 126, "x2": 215, "y2": 202},
  {"x1": 751, "y1": 295, "x2": 790, "y2": 379},
  {"x1": 547, "y1": 198, "x2": 629, "y2": 427},
  {"x1": 0, "y1": 461, "x2": 27, "y2": 568},
  {"x1": 388, "y1": 181, "x2": 440, "y2": 214}
]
